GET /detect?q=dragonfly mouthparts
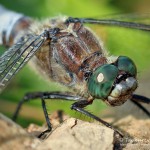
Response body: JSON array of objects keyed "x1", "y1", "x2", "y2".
[{"x1": 106, "y1": 77, "x2": 138, "y2": 106}]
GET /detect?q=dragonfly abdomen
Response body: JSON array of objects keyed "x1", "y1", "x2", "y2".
[{"x1": 0, "y1": 5, "x2": 31, "y2": 47}]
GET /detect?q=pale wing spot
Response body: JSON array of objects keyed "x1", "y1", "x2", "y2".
[{"x1": 97, "y1": 73, "x2": 104, "y2": 82}]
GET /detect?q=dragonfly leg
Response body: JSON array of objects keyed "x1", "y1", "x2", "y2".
[
  {"x1": 38, "y1": 98, "x2": 52, "y2": 138},
  {"x1": 12, "y1": 91, "x2": 84, "y2": 137},
  {"x1": 131, "y1": 94, "x2": 150, "y2": 117},
  {"x1": 71, "y1": 100, "x2": 123, "y2": 138},
  {"x1": 12, "y1": 92, "x2": 44, "y2": 121}
]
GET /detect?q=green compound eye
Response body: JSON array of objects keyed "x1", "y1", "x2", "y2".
[
  {"x1": 87, "y1": 64, "x2": 118, "y2": 99},
  {"x1": 117, "y1": 56, "x2": 137, "y2": 76}
]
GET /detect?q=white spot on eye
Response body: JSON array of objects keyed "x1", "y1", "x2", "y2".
[{"x1": 97, "y1": 73, "x2": 104, "y2": 82}]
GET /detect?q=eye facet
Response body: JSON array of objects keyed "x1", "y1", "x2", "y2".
[
  {"x1": 117, "y1": 56, "x2": 137, "y2": 76},
  {"x1": 87, "y1": 64, "x2": 118, "y2": 99}
]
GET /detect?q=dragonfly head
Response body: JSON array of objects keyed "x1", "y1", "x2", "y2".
[{"x1": 87, "y1": 56, "x2": 137, "y2": 106}]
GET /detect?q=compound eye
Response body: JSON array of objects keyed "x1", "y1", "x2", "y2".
[
  {"x1": 87, "y1": 64, "x2": 118, "y2": 99},
  {"x1": 117, "y1": 56, "x2": 137, "y2": 76}
]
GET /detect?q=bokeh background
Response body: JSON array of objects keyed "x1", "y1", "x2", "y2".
[{"x1": 0, "y1": 0, "x2": 150, "y2": 127}]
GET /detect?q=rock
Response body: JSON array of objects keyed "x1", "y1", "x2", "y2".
[
  {"x1": 0, "y1": 113, "x2": 114, "y2": 150},
  {"x1": 114, "y1": 115, "x2": 150, "y2": 150},
  {"x1": 37, "y1": 118, "x2": 114, "y2": 150},
  {"x1": 0, "y1": 111, "x2": 150, "y2": 150},
  {"x1": 0, "y1": 113, "x2": 40, "y2": 150},
  {"x1": 114, "y1": 115, "x2": 150, "y2": 140},
  {"x1": 124, "y1": 144, "x2": 150, "y2": 150}
]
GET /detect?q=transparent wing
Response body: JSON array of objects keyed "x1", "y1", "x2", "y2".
[{"x1": 0, "y1": 33, "x2": 47, "y2": 92}]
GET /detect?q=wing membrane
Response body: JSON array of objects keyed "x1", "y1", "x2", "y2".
[{"x1": 0, "y1": 33, "x2": 47, "y2": 92}]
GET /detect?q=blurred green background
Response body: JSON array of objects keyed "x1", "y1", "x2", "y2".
[{"x1": 0, "y1": 0, "x2": 150, "y2": 127}]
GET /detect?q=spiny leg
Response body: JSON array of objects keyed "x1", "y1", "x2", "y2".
[
  {"x1": 38, "y1": 98, "x2": 52, "y2": 138},
  {"x1": 132, "y1": 94, "x2": 150, "y2": 104},
  {"x1": 12, "y1": 92, "x2": 83, "y2": 121},
  {"x1": 131, "y1": 94, "x2": 150, "y2": 117},
  {"x1": 12, "y1": 92, "x2": 84, "y2": 137},
  {"x1": 12, "y1": 92, "x2": 44, "y2": 121},
  {"x1": 71, "y1": 100, "x2": 123, "y2": 138},
  {"x1": 13, "y1": 91, "x2": 123, "y2": 137}
]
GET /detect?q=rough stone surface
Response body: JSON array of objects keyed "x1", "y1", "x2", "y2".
[
  {"x1": 0, "y1": 113, "x2": 40, "y2": 150},
  {"x1": 114, "y1": 115, "x2": 150, "y2": 150},
  {"x1": 0, "y1": 110, "x2": 150, "y2": 150},
  {"x1": 37, "y1": 118, "x2": 114, "y2": 150},
  {"x1": 0, "y1": 113, "x2": 114, "y2": 150}
]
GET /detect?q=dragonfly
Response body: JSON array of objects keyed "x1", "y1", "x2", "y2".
[{"x1": 0, "y1": 5, "x2": 150, "y2": 138}]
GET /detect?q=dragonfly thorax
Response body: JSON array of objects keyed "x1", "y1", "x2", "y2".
[
  {"x1": 87, "y1": 56, "x2": 138, "y2": 106},
  {"x1": 47, "y1": 20, "x2": 107, "y2": 84}
]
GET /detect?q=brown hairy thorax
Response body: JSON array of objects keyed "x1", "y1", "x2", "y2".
[
  {"x1": 7, "y1": 16, "x2": 108, "y2": 97},
  {"x1": 28, "y1": 17, "x2": 108, "y2": 96}
]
